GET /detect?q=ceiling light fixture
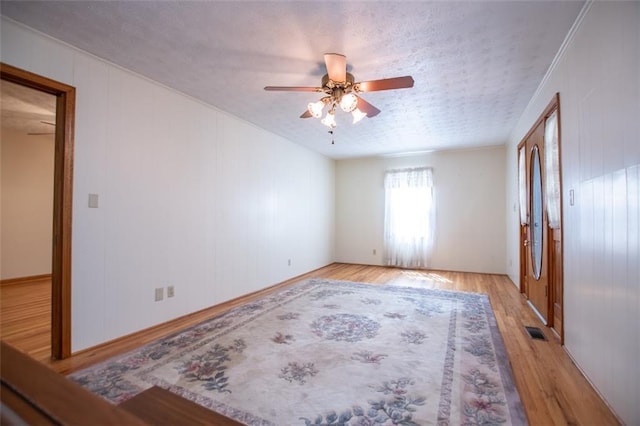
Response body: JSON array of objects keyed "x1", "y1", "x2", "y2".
[
  {"x1": 307, "y1": 97, "x2": 330, "y2": 118},
  {"x1": 305, "y1": 75, "x2": 367, "y2": 129},
  {"x1": 339, "y1": 92, "x2": 358, "y2": 112},
  {"x1": 351, "y1": 108, "x2": 367, "y2": 124},
  {"x1": 265, "y1": 53, "x2": 415, "y2": 131},
  {"x1": 320, "y1": 107, "x2": 337, "y2": 129}
]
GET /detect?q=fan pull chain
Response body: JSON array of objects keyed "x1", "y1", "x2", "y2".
[{"x1": 329, "y1": 130, "x2": 334, "y2": 145}]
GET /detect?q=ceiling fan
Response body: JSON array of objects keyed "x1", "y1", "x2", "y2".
[
  {"x1": 28, "y1": 120, "x2": 55, "y2": 135},
  {"x1": 264, "y1": 53, "x2": 414, "y2": 129}
]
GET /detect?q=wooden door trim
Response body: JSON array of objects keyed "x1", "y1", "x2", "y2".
[
  {"x1": 1, "y1": 63, "x2": 75, "y2": 359},
  {"x1": 519, "y1": 93, "x2": 561, "y2": 144},
  {"x1": 545, "y1": 94, "x2": 563, "y2": 344}
]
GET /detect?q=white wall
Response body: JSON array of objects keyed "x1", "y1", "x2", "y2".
[
  {"x1": 336, "y1": 146, "x2": 506, "y2": 274},
  {"x1": 1, "y1": 18, "x2": 335, "y2": 352},
  {"x1": 506, "y1": 3, "x2": 639, "y2": 424},
  {"x1": 0, "y1": 129, "x2": 54, "y2": 279}
]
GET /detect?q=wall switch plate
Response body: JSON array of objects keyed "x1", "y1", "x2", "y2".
[
  {"x1": 167, "y1": 286, "x2": 174, "y2": 298},
  {"x1": 155, "y1": 287, "x2": 163, "y2": 301},
  {"x1": 88, "y1": 193, "x2": 99, "y2": 208},
  {"x1": 288, "y1": 259, "x2": 291, "y2": 266}
]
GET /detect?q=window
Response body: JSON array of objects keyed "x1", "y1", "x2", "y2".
[
  {"x1": 383, "y1": 167, "x2": 435, "y2": 268},
  {"x1": 518, "y1": 145, "x2": 528, "y2": 225},
  {"x1": 544, "y1": 109, "x2": 561, "y2": 229}
]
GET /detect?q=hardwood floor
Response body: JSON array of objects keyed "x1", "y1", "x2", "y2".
[
  {"x1": 0, "y1": 276, "x2": 51, "y2": 361},
  {"x1": 0, "y1": 263, "x2": 620, "y2": 425}
]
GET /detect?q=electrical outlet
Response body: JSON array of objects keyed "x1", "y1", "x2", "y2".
[
  {"x1": 373, "y1": 249, "x2": 377, "y2": 255},
  {"x1": 167, "y1": 286, "x2": 175, "y2": 298},
  {"x1": 288, "y1": 259, "x2": 291, "y2": 266},
  {"x1": 155, "y1": 287, "x2": 164, "y2": 302}
]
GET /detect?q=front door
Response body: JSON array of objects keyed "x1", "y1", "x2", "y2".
[
  {"x1": 525, "y1": 125, "x2": 549, "y2": 323},
  {"x1": 518, "y1": 94, "x2": 563, "y2": 337}
]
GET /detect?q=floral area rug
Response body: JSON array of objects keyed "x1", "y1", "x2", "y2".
[{"x1": 69, "y1": 279, "x2": 527, "y2": 425}]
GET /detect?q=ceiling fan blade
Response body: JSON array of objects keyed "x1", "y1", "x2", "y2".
[
  {"x1": 356, "y1": 76, "x2": 414, "y2": 92},
  {"x1": 324, "y1": 53, "x2": 347, "y2": 82},
  {"x1": 300, "y1": 110, "x2": 312, "y2": 119},
  {"x1": 264, "y1": 86, "x2": 323, "y2": 92},
  {"x1": 357, "y1": 97, "x2": 381, "y2": 117}
]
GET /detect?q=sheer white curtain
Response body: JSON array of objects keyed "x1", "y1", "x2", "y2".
[
  {"x1": 544, "y1": 110, "x2": 561, "y2": 229},
  {"x1": 384, "y1": 167, "x2": 435, "y2": 268},
  {"x1": 518, "y1": 146, "x2": 528, "y2": 225}
]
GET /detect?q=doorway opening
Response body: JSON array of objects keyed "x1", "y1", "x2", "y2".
[{"x1": 1, "y1": 63, "x2": 75, "y2": 359}]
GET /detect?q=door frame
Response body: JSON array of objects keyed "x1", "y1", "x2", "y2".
[
  {"x1": 517, "y1": 93, "x2": 563, "y2": 342},
  {"x1": 1, "y1": 63, "x2": 75, "y2": 359}
]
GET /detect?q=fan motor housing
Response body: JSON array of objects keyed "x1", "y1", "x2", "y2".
[{"x1": 322, "y1": 72, "x2": 355, "y2": 89}]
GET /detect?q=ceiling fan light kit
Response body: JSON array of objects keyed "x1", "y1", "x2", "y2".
[
  {"x1": 308, "y1": 98, "x2": 329, "y2": 118},
  {"x1": 321, "y1": 109, "x2": 337, "y2": 129},
  {"x1": 351, "y1": 108, "x2": 367, "y2": 124},
  {"x1": 265, "y1": 53, "x2": 414, "y2": 132},
  {"x1": 339, "y1": 93, "x2": 358, "y2": 113}
]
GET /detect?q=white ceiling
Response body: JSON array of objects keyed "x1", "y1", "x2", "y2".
[
  {"x1": 1, "y1": 79, "x2": 56, "y2": 134},
  {"x1": 0, "y1": 1, "x2": 584, "y2": 159}
]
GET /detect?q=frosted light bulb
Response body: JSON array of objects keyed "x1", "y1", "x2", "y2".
[
  {"x1": 307, "y1": 100, "x2": 325, "y2": 118},
  {"x1": 352, "y1": 108, "x2": 367, "y2": 124},
  {"x1": 321, "y1": 111, "x2": 337, "y2": 129},
  {"x1": 339, "y1": 93, "x2": 358, "y2": 112}
]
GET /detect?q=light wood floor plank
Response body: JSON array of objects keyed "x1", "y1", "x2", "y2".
[{"x1": 0, "y1": 264, "x2": 620, "y2": 425}]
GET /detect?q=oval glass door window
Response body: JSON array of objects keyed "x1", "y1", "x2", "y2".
[{"x1": 530, "y1": 145, "x2": 543, "y2": 280}]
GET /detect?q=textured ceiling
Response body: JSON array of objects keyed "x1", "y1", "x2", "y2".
[
  {"x1": 1, "y1": 79, "x2": 56, "y2": 134},
  {"x1": 0, "y1": 1, "x2": 584, "y2": 159}
]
